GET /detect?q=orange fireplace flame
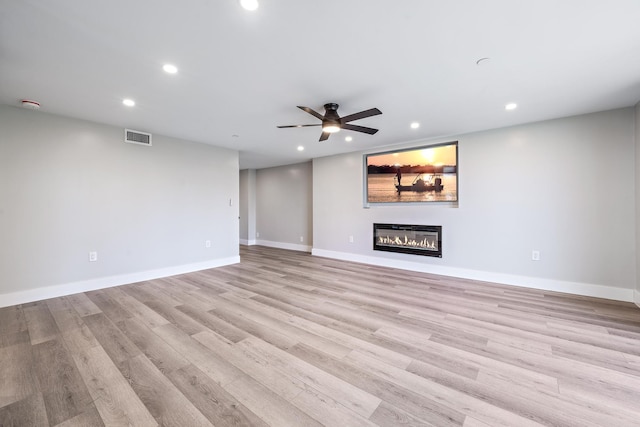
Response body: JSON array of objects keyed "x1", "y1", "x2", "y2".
[{"x1": 378, "y1": 235, "x2": 437, "y2": 250}]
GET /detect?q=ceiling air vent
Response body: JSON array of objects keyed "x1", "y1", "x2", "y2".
[{"x1": 125, "y1": 129, "x2": 152, "y2": 146}]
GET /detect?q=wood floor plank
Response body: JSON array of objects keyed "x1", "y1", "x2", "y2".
[
  {"x1": 369, "y1": 401, "x2": 438, "y2": 427},
  {"x1": 65, "y1": 293, "x2": 102, "y2": 317},
  {"x1": 0, "y1": 393, "x2": 49, "y2": 427},
  {"x1": 0, "y1": 304, "x2": 30, "y2": 349},
  {"x1": 443, "y1": 314, "x2": 555, "y2": 357},
  {"x1": 135, "y1": 281, "x2": 184, "y2": 307},
  {"x1": 84, "y1": 290, "x2": 133, "y2": 324},
  {"x1": 101, "y1": 287, "x2": 169, "y2": 329},
  {"x1": 46, "y1": 297, "x2": 86, "y2": 333},
  {"x1": 0, "y1": 342, "x2": 40, "y2": 408},
  {"x1": 207, "y1": 304, "x2": 299, "y2": 350},
  {"x1": 82, "y1": 313, "x2": 142, "y2": 370},
  {"x1": 224, "y1": 375, "x2": 324, "y2": 427},
  {"x1": 24, "y1": 301, "x2": 59, "y2": 345},
  {"x1": 557, "y1": 376, "x2": 640, "y2": 419},
  {"x1": 0, "y1": 329, "x2": 30, "y2": 350},
  {"x1": 31, "y1": 337, "x2": 94, "y2": 425},
  {"x1": 0, "y1": 305, "x2": 27, "y2": 337},
  {"x1": 120, "y1": 353, "x2": 214, "y2": 427},
  {"x1": 372, "y1": 326, "x2": 480, "y2": 380},
  {"x1": 117, "y1": 316, "x2": 190, "y2": 375},
  {"x1": 167, "y1": 364, "x2": 269, "y2": 427},
  {"x1": 462, "y1": 416, "x2": 494, "y2": 427},
  {"x1": 53, "y1": 404, "x2": 104, "y2": 427},
  {"x1": 551, "y1": 343, "x2": 640, "y2": 377},
  {"x1": 143, "y1": 299, "x2": 206, "y2": 336},
  {"x1": 289, "y1": 387, "x2": 379, "y2": 427},
  {"x1": 120, "y1": 281, "x2": 165, "y2": 304},
  {"x1": 152, "y1": 323, "x2": 245, "y2": 386},
  {"x1": 238, "y1": 336, "x2": 382, "y2": 419},
  {"x1": 624, "y1": 351, "x2": 640, "y2": 367},
  {"x1": 176, "y1": 304, "x2": 249, "y2": 343},
  {"x1": 59, "y1": 323, "x2": 100, "y2": 355},
  {"x1": 193, "y1": 330, "x2": 306, "y2": 401},
  {"x1": 71, "y1": 345, "x2": 158, "y2": 426},
  {"x1": 147, "y1": 279, "x2": 217, "y2": 312}
]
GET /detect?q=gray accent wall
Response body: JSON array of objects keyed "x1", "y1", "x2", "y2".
[
  {"x1": 313, "y1": 108, "x2": 637, "y2": 300},
  {"x1": 255, "y1": 162, "x2": 312, "y2": 251},
  {"x1": 239, "y1": 169, "x2": 256, "y2": 243},
  {"x1": 0, "y1": 105, "x2": 239, "y2": 304}
]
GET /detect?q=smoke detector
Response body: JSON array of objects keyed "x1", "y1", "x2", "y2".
[{"x1": 21, "y1": 99, "x2": 41, "y2": 109}]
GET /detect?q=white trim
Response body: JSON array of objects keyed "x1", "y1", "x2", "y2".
[
  {"x1": 312, "y1": 249, "x2": 634, "y2": 302},
  {"x1": 256, "y1": 239, "x2": 311, "y2": 253},
  {"x1": 0, "y1": 256, "x2": 240, "y2": 308},
  {"x1": 239, "y1": 239, "x2": 257, "y2": 246},
  {"x1": 634, "y1": 289, "x2": 640, "y2": 308}
]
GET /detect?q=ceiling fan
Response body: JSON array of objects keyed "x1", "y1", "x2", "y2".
[{"x1": 277, "y1": 103, "x2": 382, "y2": 141}]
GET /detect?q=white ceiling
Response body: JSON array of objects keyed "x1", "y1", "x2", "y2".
[{"x1": 2, "y1": 1, "x2": 640, "y2": 170}]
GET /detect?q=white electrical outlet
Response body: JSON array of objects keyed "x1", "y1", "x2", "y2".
[
  {"x1": 349, "y1": 235, "x2": 354, "y2": 243},
  {"x1": 89, "y1": 251, "x2": 98, "y2": 262},
  {"x1": 205, "y1": 240, "x2": 211, "y2": 248},
  {"x1": 532, "y1": 250, "x2": 540, "y2": 261},
  {"x1": 300, "y1": 236, "x2": 304, "y2": 242},
  {"x1": 256, "y1": 232, "x2": 260, "y2": 238}
]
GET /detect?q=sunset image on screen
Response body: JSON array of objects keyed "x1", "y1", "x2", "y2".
[
  {"x1": 367, "y1": 143, "x2": 457, "y2": 167},
  {"x1": 366, "y1": 142, "x2": 458, "y2": 203}
]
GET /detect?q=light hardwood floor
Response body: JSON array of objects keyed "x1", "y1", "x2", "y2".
[{"x1": 2, "y1": 245, "x2": 640, "y2": 426}]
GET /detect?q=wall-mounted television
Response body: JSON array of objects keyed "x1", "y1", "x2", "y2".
[{"x1": 364, "y1": 141, "x2": 458, "y2": 204}]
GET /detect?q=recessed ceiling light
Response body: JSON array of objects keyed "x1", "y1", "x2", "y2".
[
  {"x1": 297, "y1": 146, "x2": 304, "y2": 151},
  {"x1": 505, "y1": 103, "x2": 518, "y2": 111},
  {"x1": 410, "y1": 122, "x2": 420, "y2": 129},
  {"x1": 240, "y1": 0, "x2": 259, "y2": 11},
  {"x1": 122, "y1": 99, "x2": 135, "y2": 107},
  {"x1": 345, "y1": 136, "x2": 353, "y2": 142},
  {"x1": 163, "y1": 64, "x2": 178, "y2": 74}
]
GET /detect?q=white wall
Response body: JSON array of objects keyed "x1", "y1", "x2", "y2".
[
  {"x1": 0, "y1": 105, "x2": 239, "y2": 307},
  {"x1": 313, "y1": 108, "x2": 636, "y2": 301},
  {"x1": 239, "y1": 169, "x2": 256, "y2": 244},
  {"x1": 635, "y1": 102, "x2": 640, "y2": 307},
  {"x1": 255, "y1": 162, "x2": 312, "y2": 252}
]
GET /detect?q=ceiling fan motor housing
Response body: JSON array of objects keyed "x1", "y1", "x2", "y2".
[
  {"x1": 323, "y1": 103, "x2": 340, "y2": 121},
  {"x1": 324, "y1": 103, "x2": 339, "y2": 112}
]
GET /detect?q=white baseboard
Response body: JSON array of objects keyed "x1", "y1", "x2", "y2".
[
  {"x1": 239, "y1": 239, "x2": 257, "y2": 246},
  {"x1": 0, "y1": 256, "x2": 240, "y2": 308},
  {"x1": 312, "y1": 249, "x2": 635, "y2": 303},
  {"x1": 635, "y1": 289, "x2": 640, "y2": 308},
  {"x1": 256, "y1": 239, "x2": 311, "y2": 253}
]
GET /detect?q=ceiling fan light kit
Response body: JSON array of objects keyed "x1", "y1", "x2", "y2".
[
  {"x1": 278, "y1": 103, "x2": 382, "y2": 141},
  {"x1": 322, "y1": 123, "x2": 341, "y2": 133}
]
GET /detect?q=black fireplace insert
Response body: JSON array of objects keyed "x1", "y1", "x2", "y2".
[{"x1": 373, "y1": 223, "x2": 442, "y2": 257}]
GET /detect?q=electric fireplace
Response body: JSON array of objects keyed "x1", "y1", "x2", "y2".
[{"x1": 373, "y1": 223, "x2": 442, "y2": 257}]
